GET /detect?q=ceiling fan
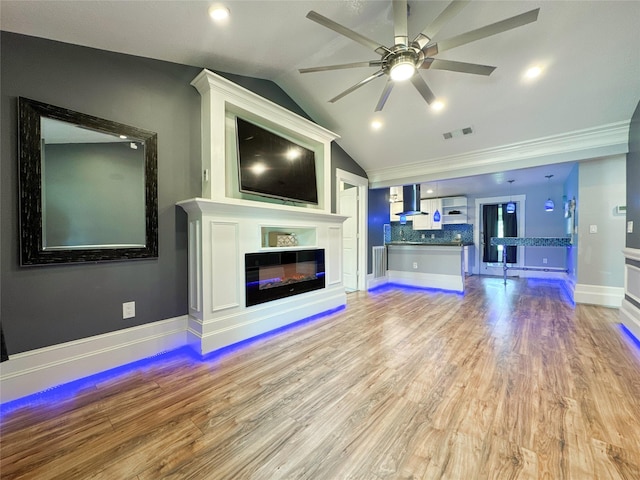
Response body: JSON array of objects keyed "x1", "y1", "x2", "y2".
[{"x1": 299, "y1": 0, "x2": 540, "y2": 111}]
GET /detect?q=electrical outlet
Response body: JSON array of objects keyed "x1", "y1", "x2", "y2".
[
  {"x1": 543, "y1": 258, "x2": 548, "y2": 264},
  {"x1": 123, "y1": 301, "x2": 135, "y2": 319},
  {"x1": 412, "y1": 262, "x2": 418, "y2": 269},
  {"x1": 589, "y1": 224, "x2": 598, "y2": 234}
]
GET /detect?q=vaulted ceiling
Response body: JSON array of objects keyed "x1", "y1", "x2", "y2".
[{"x1": 2, "y1": 0, "x2": 639, "y2": 195}]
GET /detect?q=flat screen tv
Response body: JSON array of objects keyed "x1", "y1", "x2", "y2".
[{"x1": 236, "y1": 117, "x2": 319, "y2": 205}]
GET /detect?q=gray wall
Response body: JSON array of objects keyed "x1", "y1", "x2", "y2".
[
  {"x1": 1, "y1": 32, "x2": 365, "y2": 355},
  {"x1": 576, "y1": 155, "x2": 627, "y2": 288},
  {"x1": 367, "y1": 188, "x2": 391, "y2": 273},
  {"x1": 628, "y1": 101, "x2": 640, "y2": 250},
  {"x1": 330, "y1": 143, "x2": 368, "y2": 213},
  {"x1": 1, "y1": 33, "x2": 201, "y2": 354}
]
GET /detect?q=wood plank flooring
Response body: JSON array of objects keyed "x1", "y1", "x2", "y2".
[{"x1": 2, "y1": 276, "x2": 640, "y2": 479}]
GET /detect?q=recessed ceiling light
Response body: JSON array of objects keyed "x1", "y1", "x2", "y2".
[
  {"x1": 371, "y1": 120, "x2": 383, "y2": 130},
  {"x1": 426, "y1": 189, "x2": 434, "y2": 194},
  {"x1": 431, "y1": 100, "x2": 445, "y2": 111},
  {"x1": 525, "y1": 66, "x2": 542, "y2": 79},
  {"x1": 209, "y1": 4, "x2": 230, "y2": 22}
]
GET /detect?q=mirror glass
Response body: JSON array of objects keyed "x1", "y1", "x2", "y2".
[{"x1": 19, "y1": 97, "x2": 158, "y2": 265}]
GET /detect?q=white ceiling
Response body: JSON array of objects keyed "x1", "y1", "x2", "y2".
[{"x1": 2, "y1": 0, "x2": 639, "y2": 195}]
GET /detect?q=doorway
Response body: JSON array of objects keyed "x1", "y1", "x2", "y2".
[
  {"x1": 474, "y1": 195, "x2": 526, "y2": 276},
  {"x1": 336, "y1": 169, "x2": 368, "y2": 292}
]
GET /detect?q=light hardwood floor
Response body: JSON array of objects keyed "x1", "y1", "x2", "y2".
[{"x1": 1, "y1": 276, "x2": 640, "y2": 479}]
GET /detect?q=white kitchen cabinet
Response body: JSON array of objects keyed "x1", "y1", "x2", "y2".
[
  {"x1": 390, "y1": 200, "x2": 412, "y2": 222},
  {"x1": 412, "y1": 198, "x2": 442, "y2": 230}
]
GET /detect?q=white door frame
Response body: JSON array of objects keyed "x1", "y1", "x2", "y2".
[
  {"x1": 336, "y1": 168, "x2": 368, "y2": 291},
  {"x1": 474, "y1": 195, "x2": 526, "y2": 276}
]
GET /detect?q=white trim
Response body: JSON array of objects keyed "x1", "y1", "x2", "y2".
[
  {"x1": 625, "y1": 263, "x2": 640, "y2": 305},
  {"x1": 0, "y1": 316, "x2": 188, "y2": 403},
  {"x1": 191, "y1": 286, "x2": 346, "y2": 355},
  {"x1": 574, "y1": 283, "x2": 625, "y2": 308},
  {"x1": 336, "y1": 168, "x2": 368, "y2": 291},
  {"x1": 367, "y1": 273, "x2": 389, "y2": 290},
  {"x1": 620, "y1": 299, "x2": 640, "y2": 342},
  {"x1": 368, "y1": 121, "x2": 630, "y2": 187},
  {"x1": 623, "y1": 247, "x2": 640, "y2": 262}
]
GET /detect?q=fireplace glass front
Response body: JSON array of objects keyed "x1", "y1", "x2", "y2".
[{"x1": 245, "y1": 249, "x2": 325, "y2": 306}]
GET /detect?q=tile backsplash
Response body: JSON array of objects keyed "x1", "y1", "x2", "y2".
[{"x1": 387, "y1": 222, "x2": 474, "y2": 244}]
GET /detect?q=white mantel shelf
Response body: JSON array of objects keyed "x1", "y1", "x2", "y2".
[{"x1": 178, "y1": 197, "x2": 348, "y2": 224}]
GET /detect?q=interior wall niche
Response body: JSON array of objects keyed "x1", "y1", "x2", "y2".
[{"x1": 18, "y1": 97, "x2": 158, "y2": 265}]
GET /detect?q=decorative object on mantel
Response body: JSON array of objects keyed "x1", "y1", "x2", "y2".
[
  {"x1": 267, "y1": 232, "x2": 299, "y2": 247},
  {"x1": 544, "y1": 174, "x2": 555, "y2": 212}
]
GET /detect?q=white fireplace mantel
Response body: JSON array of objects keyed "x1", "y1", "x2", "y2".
[{"x1": 179, "y1": 70, "x2": 347, "y2": 356}]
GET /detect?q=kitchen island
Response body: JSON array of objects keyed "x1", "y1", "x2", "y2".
[{"x1": 386, "y1": 242, "x2": 469, "y2": 293}]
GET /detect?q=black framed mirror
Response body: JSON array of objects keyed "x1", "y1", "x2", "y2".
[{"x1": 18, "y1": 97, "x2": 158, "y2": 265}]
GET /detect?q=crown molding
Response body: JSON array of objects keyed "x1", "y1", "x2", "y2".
[{"x1": 368, "y1": 121, "x2": 630, "y2": 188}]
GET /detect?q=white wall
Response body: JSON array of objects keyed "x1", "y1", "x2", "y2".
[{"x1": 575, "y1": 155, "x2": 627, "y2": 306}]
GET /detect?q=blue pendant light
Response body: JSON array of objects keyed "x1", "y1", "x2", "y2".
[
  {"x1": 506, "y1": 179, "x2": 516, "y2": 213},
  {"x1": 544, "y1": 174, "x2": 554, "y2": 212},
  {"x1": 433, "y1": 181, "x2": 441, "y2": 222}
]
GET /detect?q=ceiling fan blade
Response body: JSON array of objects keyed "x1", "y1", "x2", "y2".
[
  {"x1": 410, "y1": 74, "x2": 436, "y2": 105},
  {"x1": 434, "y1": 8, "x2": 540, "y2": 53},
  {"x1": 299, "y1": 60, "x2": 383, "y2": 74},
  {"x1": 375, "y1": 80, "x2": 395, "y2": 112},
  {"x1": 306, "y1": 11, "x2": 391, "y2": 56},
  {"x1": 392, "y1": 0, "x2": 409, "y2": 46},
  {"x1": 329, "y1": 70, "x2": 386, "y2": 103},
  {"x1": 413, "y1": 0, "x2": 470, "y2": 50},
  {"x1": 423, "y1": 58, "x2": 496, "y2": 76}
]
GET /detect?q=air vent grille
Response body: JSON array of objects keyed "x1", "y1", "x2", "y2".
[{"x1": 443, "y1": 126, "x2": 474, "y2": 140}]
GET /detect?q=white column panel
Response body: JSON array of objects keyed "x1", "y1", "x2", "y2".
[
  {"x1": 327, "y1": 225, "x2": 342, "y2": 285},
  {"x1": 188, "y1": 219, "x2": 202, "y2": 313},
  {"x1": 210, "y1": 221, "x2": 241, "y2": 311}
]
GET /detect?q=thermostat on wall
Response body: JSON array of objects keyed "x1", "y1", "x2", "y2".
[{"x1": 616, "y1": 205, "x2": 627, "y2": 215}]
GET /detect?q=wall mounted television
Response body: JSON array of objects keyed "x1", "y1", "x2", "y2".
[{"x1": 236, "y1": 117, "x2": 319, "y2": 205}]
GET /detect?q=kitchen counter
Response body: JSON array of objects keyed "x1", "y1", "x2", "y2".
[
  {"x1": 386, "y1": 241, "x2": 473, "y2": 247},
  {"x1": 387, "y1": 243, "x2": 466, "y2": 292}
]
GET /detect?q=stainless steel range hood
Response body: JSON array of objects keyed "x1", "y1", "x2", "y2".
[{"x1": 397, "y1": 185, "x2": 427, "y2": 216}]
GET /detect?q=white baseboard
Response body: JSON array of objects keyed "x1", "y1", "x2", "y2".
[
  {"x1": 189, "y1": 286, "x2": 346, "y2": 355},
  {"x1": 620, "y1": 298, "x2": 640, "y2": 341},
  {"x1": 574, "y1": 283, "x2": 625, "y2": 308},
  {"x1": 367, "y1": 273, "x2": 389, "y2": 290},
  {"x1": 0, "y1": 316, "x2": 188, "y2": 404}
]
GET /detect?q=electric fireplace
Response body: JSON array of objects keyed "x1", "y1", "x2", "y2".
[{"x1": 245, "y1": 249, "x2": 325, "y2": 306}]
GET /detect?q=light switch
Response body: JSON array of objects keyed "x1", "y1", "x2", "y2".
[
  {"x1": 589, "y1": 225, "x2": 598, "y2": 234},
  {"x1": 629, "y1": 221, "x2": 634, "y2": 234}
]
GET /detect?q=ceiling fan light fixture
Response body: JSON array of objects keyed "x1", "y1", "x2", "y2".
[
  {"x1": 389, "y1": 53, "x2": 417, "y2": 81},
  {"x1": 208, "y1": 4, "x2": 230, "y2": 22}
]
